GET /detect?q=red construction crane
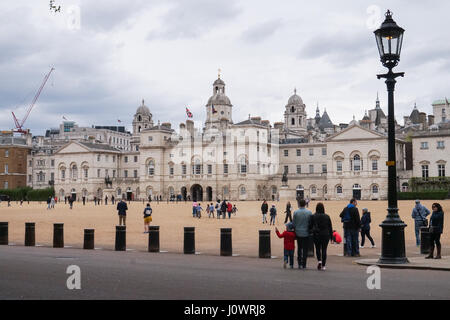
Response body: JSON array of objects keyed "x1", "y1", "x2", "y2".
[{"x1": 12, "y1": 67, "x2": 55, "y2": 134}]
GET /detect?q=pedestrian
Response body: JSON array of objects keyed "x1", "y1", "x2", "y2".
[
  {"x1": 360, "y1": 208, "x2": 375, "y2": 248},
  {"x1": 269, "y1": 204, "x2": 277, "y2": 225},
  {"x1": 196, "y1": 203, "x2": 203, "y2": 219},
  {"x1": 82, "y1": 196, "x2": 86, "y2": 206},
  {"x1": 284, "y1": 201, "x2": 292, "y2": 223},
  {"x1": 275, "y1": 223, "x2": 296, "y2": 269},
  {"x1": 94, "y1": 196, "x2": 97, "y2": 206},
  {"x1": 232, "y1": 204, "x2": 237, "y2": 216},
  {"x1": 20, "y1": 199, "x2": 23, "y2": 207},
  {"x1": 305, "y1": 196, "x2": 310, "y2": 208},
  {"x1": 143, "y1": 203, "x2": 152, "y2": 233},
  {"x1": 411, "y1": 200, "x2": 430, "y2": 246},
  {"x1": 332, "y1": 230, "x2": 342, "y2": 244},
  {"x1": 215, "y1": 201, "x2": 221, "y2": 219},
  {"x1": 69, "y1": 196, "x2": 74, "y2": 210},
  {"x1": 192, "y1": 201, "x2": 198, "y2": 217},
  {"x1": 117, "y1": 198, "x2": 128, "y2": 226},
  {"x1": 105, "y1": 195, "x2": 108, "y2": 205},
  {"x1": 221, "y1": 200, "x2": 227, "y2": 220},
  {"x1": 209, "y1": 203, "x2": 215, "y2": 218},
  {"x1": 51, "y1": 196, "x2": 55, "y2": 209},
  {"x1": 311, "y1": 202, "x2": 333, "y2": 270},
  {"x1": 426, "y1": 203, "x2": 444, "y2": 259},
  {"x1": 227, "y1": 201, "x2": 233, "y2": 219},
  {"x1": 339, "y1": 199, "x2": 361, "y2": 257},
  {"x1": 64, "y1": 196, "x2": 67, "y2": 204},
  {"x1": 261, "y1": 200, "x2": 268, "y2": 224},
  {"x1": 112, "y1": 195, "x2": 115, "y2": 205},
  {"x1": 206, "y1": 204, "x2": 210, "y2": 216},
  {"x1": 47, "y1": 196, "x2": 51, "y2": 210},
  {"x1": 292, "y1": 199, "x2": 313, "y2": 269}
]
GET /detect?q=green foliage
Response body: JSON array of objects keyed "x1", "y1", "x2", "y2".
[
  {"x1": 0, "y1": 187, "x2": 54, "y2": 201},
  {"x1": 398, "y1": 190, "x2": 448, "y2": 200},
  {"x1": 409, "y1": 177, "x2": 450, "y2": 192}
]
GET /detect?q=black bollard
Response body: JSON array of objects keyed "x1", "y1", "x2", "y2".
[
  {"x1": 184, "y1": 227, "x2": 195, "y2": 254},
  {"x1": 0, "y1": 222, "x2": 8, "y2": 245},
  {"x1": 420, "y1": 226, "x2": 431, "y2": 255},
  {"x1": 258, "y1": 230, "x2": 271, "y2": 258},
  {"x1": 220, "y1": 228, "x2": 232, "y2": 256},
  {"x1": 148, "y1": 226, "x2": 160, "y2": 252},
  {"x1": 53, "y1": 223, "x2": 64, "y2": 248},
  {"x1": 115, "y1": 226, "x2": 126, "y2": 251},
  {"x1": 308, "y1": 237, "x2": 314, "y2": 257},
  {"x1": 83, "y1": 229, "x2": 95, "y2": 250},
  {"x1": 25, "y1": 222, "x2": 35, "y2": 246}
]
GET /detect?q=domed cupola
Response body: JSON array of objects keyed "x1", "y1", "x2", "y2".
[
  {"x1": 205, "y1": 72, "x2": 233, "y2": 130},
  {"x1": 284, "y1": 88, "x2": 307, "y2": 133},
  {"x1": 133, "y1": 99, "x2": 154, "y2": 134}
]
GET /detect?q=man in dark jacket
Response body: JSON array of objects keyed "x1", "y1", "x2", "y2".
[
  {"x1": 340, "y1": 199, "x2": 361, "y2": 257},
  {"x1": 221, "y1": 200, "x2": 228, "y2": 220},
  {"x1": 117, "y1": 198, "x2": 128, "y2": 226},
  {"x1": 261, "y1": 200, "x2": 269, "y2": 224}
]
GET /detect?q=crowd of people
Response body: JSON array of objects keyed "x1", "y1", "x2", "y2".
[{"x1": 191, "y1": 200, "x2": 238, "y2": 219}]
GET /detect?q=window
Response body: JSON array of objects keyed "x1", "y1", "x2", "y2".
[
  {"x1": 148, "y1": 160, "x2": 155, "y2": 176},
  {"x1": 291, "y1": 118, "x2": 295, "y2": 125},
  {"x1": 223, "y1": 164, "x2": 229, "y2": 174},
  {"x1": 134, "y1": 170, "x2": 138, "y2": 178},
  {"x1": 296, "y1": 165, "x2": 301, "y2": 174},
  {"x1": 97, "y1": 155, "x2": 101, "y2": 162},
  {"x1": 322, "y1": 164, "x2": 327, "y2": 173},
  {"x1": 105, "y1": 169, "x2": 109, "y2": 177},
  {"x1": 28, "y1": 175, "x2": 32, "y2": 183},
  {"x1": 4, "y1": 181, "x2": 8, "y2": 189},
  {"x1": 97, "y1": 169, "x2": 101, "y2": 178},
  {"x1": 112, "y1": 170, "x2": 116, "y2": 178},
  {"x1": 284, "y1": 166, "x2": 289, "y2": 174},
  {"x1": 322, "y1": 148, "x2": 327, "y2": 156},
  {"x1": 372, "y1": 159, "x2": 378, "y2": 171},
  {"x1": 372, "y1": 185, "x2": 379, "y2": 194},
  {"x1": 148, "y1": 136, "x2": 153, "y2": 142},
  {"x1": 51, "y1": 172, "x2": 55, "y2": 181},
  {"x1": 353, "y1": 155, "x2": 361, "y2": 171},
  {"x1": 437, "y1": 141, "x2": 445, "y2": 149},
  {"x1": 71, "y1": 165, "x2": 77, "y2": 179},
  {"x1": 4, "y1": 164, "x2": 8, "y2": 174},
  {"x1": 5, "y1": 150, "x2": 9, "y2": 157},
  {"x1": 438, "y1": 164, "x2": 446, "y2": 177},
  {"x1": 194, "y1": 160, "x2": 202, "y2": 175},
  {"x1": 296, "y1": 149, "x2": 301, "y2": 157},
  {"x1": 291, "y1": 106, "x2": 295, "y2": 113},
  {"x1": 124, "y1": 170, "x2": 128, "y2": 178},
  {"x1": 113, "y1": 156, "x2": 116, "y2": 163},
  {"x1": 311, "y1": 186, "x2": 317, "y2": 194},
  {"x1": 182, "y1": 164, "x2": 187, "y2": 175},
  {"x1": 134, "y1": 156, "x2": 138, "y2": 162},
  {"x1": 309, "y1": 164, "x2": 314, "y2": 174},
  {"x1": 420, "y1": 142, "x2": 429, "y2": 150},
  {"x1": 284, "y1": 150, "x2": 289, "y2": 157},
  {"x1": 422, "y1": 165, "x2": 429, "y2": 179},
  {"x1": 51, "y1": 159, "x2": 55, "y2": 167},
  {"x1": 240, "y1": 158, "x2": 247, "y2": 174},
  {"x1": 84, "y1": 168, "x2": 88, "y2": 178},
  {"x1": 337, "y1": 160, "x2": 343, "y2": 172},
  {"x1": 240, "y1": 186, "x2": 246, "y2": 195},
  {"x1": 124, "y1": 156, "x2": 128, "y2": 163},
  {"x1": 336, "y1": 185, "x2": 343, "y2": 194},
  {"x1": 61, "y1": 169, "x2": 66, "y2": 179},
  {"x1": 309, "y1": 148, "x2": 314, "y2": 156},
  {"x1": 207, "y1": 164, "x2": 212, "y2": 175}
]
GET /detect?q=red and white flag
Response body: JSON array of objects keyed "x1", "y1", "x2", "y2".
[{"x1": 186, "y1": 107, "x2": 193, "y2": 118}]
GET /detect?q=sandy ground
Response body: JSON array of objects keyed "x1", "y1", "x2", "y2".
[{"x1": 0, "y1": 199, "x2": 448, "y2": 258}]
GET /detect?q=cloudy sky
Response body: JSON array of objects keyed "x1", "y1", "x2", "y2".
[{"x1": 1, "y1": 0, "x2": 449, "y2": 135}]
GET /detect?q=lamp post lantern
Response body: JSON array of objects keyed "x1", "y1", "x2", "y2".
[{"x1": 374, "y1": 10, "x2": 408, "y2": 264}]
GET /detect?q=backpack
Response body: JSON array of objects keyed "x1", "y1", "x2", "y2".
[{"x1": 341, "y1": 207, "x2": 351, "y2": 223}]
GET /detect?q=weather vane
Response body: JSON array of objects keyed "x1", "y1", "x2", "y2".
[
  {"x1": 49, "y1": 0, "x2": 61, "y2": 13},
  {"x1": 218, "y1": 68, "x2": 221, "y2": 79}
]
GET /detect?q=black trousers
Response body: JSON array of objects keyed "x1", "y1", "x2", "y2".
[
  {"x1": 361, "y1": 229, "x2": 375, "y2": 247},
  {"x1": 296, "y1": 236, "x2": 310, "y2": 268},
  {"x1": 314, "y1": 236, "x2": 329, "y2": 266},
  {"x1": 284, "y1": 212, "x2": 292, "y2": 223},
  {"x1": 430, "y1": 233, "x2": 441, "y2": 248}
]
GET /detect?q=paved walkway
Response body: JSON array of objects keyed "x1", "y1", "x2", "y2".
[{"x1": 356, "y1": 256, "x2": 450, "y2": 271}]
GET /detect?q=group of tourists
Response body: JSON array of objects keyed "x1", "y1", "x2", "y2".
[
  {"x1": 192, "y1": 200, "x2": 237, "y2": 219},
  {"x1": 46, "y1": 196, "x2": 56, "y2": 210}
]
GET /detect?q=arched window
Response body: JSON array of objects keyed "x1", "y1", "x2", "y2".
[
  {"x1": 148, "y1": 160, "x2": 155, "y2": 176},
  {"x1": 372, "y1": 185, "x2": 379, "y2": 194},
  {"x1": 336, "y1": 185, "x2": 343, "y2": 194},
  {"x1": 352, "y1": 155, "x2": 361, "y2": 171},
  {"x1": 311, "y1": 186, "x2": 317, "y2": 194},
  {"x1": 291, "y1": 106, "x2": 295, "y2": 113},
  {"x1": 71, "y1": 164, "x2": 78, "y2": 179},
  {"x1": 291, "y1": 118, "x2": 295, "y2": 125},
  {"x1": 138, "y1": 115, "x2": 142, "y2": 122},
  {"x1": 240, "y1": 186, "x2": 246, "y2": 195}
]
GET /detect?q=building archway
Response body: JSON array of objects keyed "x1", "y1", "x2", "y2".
[
  {"x1": 296, "y1": 185, "x2": 304, "y2": 200},
  {"x1": 190, "y1": 184, "x2": 203, "y2": 202},
  {"x1": 353, "y1": 184, "x2": 362, "y2": 200},
  {"x1": 181, "y1": 187, "x2": 187, "y2": 201},
  {"x1": 206, "y1": 187, "x2": 213, "y2": 201}
]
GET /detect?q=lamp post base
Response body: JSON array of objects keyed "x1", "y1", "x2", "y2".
[{"x1": 378, "y1": 211, "x2": 409, "y2": 264}]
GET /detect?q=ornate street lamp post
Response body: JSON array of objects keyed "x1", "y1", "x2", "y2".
[{"x1": 374, "y1": 10, "x2": 408, "y2": 264}]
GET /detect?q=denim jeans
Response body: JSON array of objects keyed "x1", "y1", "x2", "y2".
[
  {"x1": 296, "y1": 237, "x2": 310, "y2": 268},
  {"x1": 348, "y1": 229, "x2": 359, "y2": 256},
  {"x1": 343, "y1": 227, "x2": 351, "y2": 256},
  {"x1": 262, "y1": 213, "x2": 267, "y2": 223},
  {"x1": 284, "y1": 249, "x2": 294, "y2": 267},
  {"x1": 414, "y1": 220, "x2": 425, "y2": 246}
]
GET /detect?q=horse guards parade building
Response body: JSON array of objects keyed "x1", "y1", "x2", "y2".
[{"x1": 2, "y1": 74, "x2": 449, "y2": 202}]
